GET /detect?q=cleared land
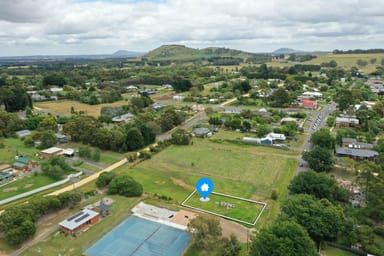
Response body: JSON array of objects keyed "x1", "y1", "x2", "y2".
[
  {"x1": 266, "y1": 53, "x2": 384, "y2": 74},
  {"x1": 35, "y1": 100, "x2": 128, "y2": 117},
  {"x1": 114, "y1": 138, "x2": 298, "y2": 228},
  {"x1": 182, "y1": 191, "x2": 265, "y2": 225}
]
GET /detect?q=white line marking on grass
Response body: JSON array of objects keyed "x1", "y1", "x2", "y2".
[{"x1": 181, "y1": 190, "x2": 267, "y2": 226}]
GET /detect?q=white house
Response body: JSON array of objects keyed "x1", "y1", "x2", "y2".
[
  {"x1": 266, "y1": 132, "x2": 286, "y2": 141},
  {"x1": 172, "y1": 95, "x2": 184, "y2": 101}
]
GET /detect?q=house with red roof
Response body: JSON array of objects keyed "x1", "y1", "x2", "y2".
[{"x1": 301, "y1": 99, "x2": 317, "y2": 109}]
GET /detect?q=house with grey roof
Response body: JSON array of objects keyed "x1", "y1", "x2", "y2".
[
  {"x1": 192, "y1": 128, "x2": 212, "y2": 138},
  {"x1": 112, "y1": 113, "x2": 134, "y2": 123},
  {"x1": 341, "y1": 138, "x2": 374, "y2": 150},
  {"x1": 59, "y1": 208, "x2": 99, "y2": 235},
  {"x1": 335, "y1": 147, "x2": 378, "y2": 160}
]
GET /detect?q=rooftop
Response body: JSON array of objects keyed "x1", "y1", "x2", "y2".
[
  {"x1": 336, "y1": 117, "x2": 359, "y2": 124},
  {"x1": 193, "y1": 127, "x2": 211, "y2": 135},
  {"x1": 41, "y1": 147, "x2": 63, "y2": 154},
  {"x1": 335, "y1": 147, "x2": 378, "y2": 158},
  {"x1": 15, "y1": 156, "x2": 30, "y2": 164},
  {"x1": 59, "y1": 208, "x2": 99, "y2": 231}
]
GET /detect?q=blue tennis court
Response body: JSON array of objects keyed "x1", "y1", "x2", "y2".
[{"x1": 84, "y1": 216, "x2": 190, "y2": 256}]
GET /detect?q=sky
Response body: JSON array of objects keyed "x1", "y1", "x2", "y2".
[{"x1": 0, "y1": 0, "x2": 383, "y2": 56}]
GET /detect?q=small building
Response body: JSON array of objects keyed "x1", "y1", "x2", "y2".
[
  {"x1": 59, "y1": 209, "x2": 100, "y2": 235},
  {"x1": 335, "y1": 147, "x2": 378, "y2": 160},
  {"x1": 0, "y1": 164, "x2": 13, "y2": 173},
  {"x1": 61, "y1": 148, "x2": 75, "y2": 157},
  {"x1": 15, "y1": 130, "x2": 31, "y2": 138},
  {"x1": 341, "y1": 138, "x2": 374, "y2": 150},
  {"x1": 266, "y1": 132, "x2": 286, "y2": 141},
  {"x1": 126, "y1": 85, "x2": 138, "y2": 90},
  {"x1": 0, "y1": 172, "x2": 14, "y2": 185},
  {"x1": 50, "y1": 87, "x2": 63, "y2": 94},
  {"x1": 301, "y1": 99, "x2": 317, "y2": 109},
  {"x1": 280, "y1": 117, "x2": 297, "y2": 124},
  {"x1": 112, "y1": 113, "x2": 134, "y2": 123},
  {"x1": 209, "y1": 98, "x2": 218, "y2": 104},
  {"x1": 40, "y1": 147, "x2": 63, "y2": 158},
  {"x1": 162, "y1": 84, "x2": 173, "y2": 89},
  {"x1": 192, "y1": 128, "x2": 211, "y2": 138},
  {"x1": 243, "y1": 136, "x2": 274, "y2": 145},
  {"x1": 172, "y1": 95, "x2": 184, "y2": 101},
  {"x1": 55, "y1": 133, "x2": 69, "y2": 144},
  {"x1": 335, "y1": 117, "x2": 359, "y2": 128},
  {"x1": 152, "y1": 102, "x2": 167, "y2": 111},
  {"x1": 12, "y1": 156, "x2": 38, "y2": 171},
  {"x1": 302, "y1": 91, "x2": 322, "y2": 98}
]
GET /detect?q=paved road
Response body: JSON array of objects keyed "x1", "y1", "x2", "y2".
[
  {"x1": 297, "y1": 101, "x2": 337, "y2": 173},
  {"x1": 156, "y1": 95, "x2": 245, "y2": 141}
]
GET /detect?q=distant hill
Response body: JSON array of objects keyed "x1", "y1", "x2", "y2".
[
  {"x1": 143, "y1": 44, "x2": 270, "y2": 63},
  {"x1": 111, "y1": 50, "x2": 144, "y2": 58},
  {"x1": 272, "y1": 48, "x2": 298, "y2": 55}
]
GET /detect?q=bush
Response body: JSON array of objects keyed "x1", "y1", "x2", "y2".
[
  {"x1": 374, "y1": 227, "x2": 384, "y2": 237},
  {"x1": 96, "y1": 172, "x2": 116, "y2": 188},
  {"x1": 271, "y1": 189, "x2": 279, "y2": 200},
  {"x1": 108, "y1": 175, "x2": 143, "y2": 197}
]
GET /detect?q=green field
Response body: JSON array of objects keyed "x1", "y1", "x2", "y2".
[
  {"x1": 115, "y1": 138, "x2": 298, "y2": 228},
  {"x1": 0, "y1": 174, "x2": 57, "y2": 200},
  {"x1": 183, "y1": 191, "x2": 265, "y2": 224}
]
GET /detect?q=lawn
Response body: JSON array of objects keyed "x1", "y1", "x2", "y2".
[
  {"x1": 321, "y1": 246, "x2": 356, "y2": 256},
  {"x1": 183, "y1": 191, "x2": 265, "y2": 224},
  {"x1": 19, "y1": 195, "x2": 141, "y2": 256},
  {"x1": 0, "y1": 173, "x2": 57, "y2": 200},
  {"x1": 35, "y1": 100, "x2": 129, "y2": 117},
  {"x1": 2, "y1": 138, "x2": 39, "y2": 159}
]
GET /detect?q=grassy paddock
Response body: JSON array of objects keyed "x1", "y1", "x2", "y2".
[
  {"x1": 321, "y1": 246, "x2": 356, "y2": 256},
  {"x1": 0, "y1": 174, "x2": 56, "y2": 200},
  {"x1": 182, "y1": 190, "x2": 265, "y2": 225},
  {"x1": 35, "y1": 100, "x2": 128, "y2": 117}
]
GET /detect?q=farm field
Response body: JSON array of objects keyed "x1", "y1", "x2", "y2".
[
  {"x1": 266, "y1": 53, "x2": 384, "y2": 74},
  {"x1": 35, "y1": 100, "x2": 129, "y2": 117},
  {"x1": 114, "y1": 138, "x2": 298, "y2": 228}
]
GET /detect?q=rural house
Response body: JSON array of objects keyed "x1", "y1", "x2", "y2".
[
  {"x1": 192, "y1": 128, "x2": 212, "y2": 138},
  {"x1": 59, "y1": 208, "x2": 100, "y2": 235},
  {"x1": 12, "y1": 156, "x2": 38, "y2": 171},
  {"x1": 40, "y1": 147, "x2": 63, "y2": 158},
  {"x1": 335, "y1": 117, "x2": 359, "y2": 128},
  {"x1": 341, "y1": 138, "x2": 374, "y2": 150}
]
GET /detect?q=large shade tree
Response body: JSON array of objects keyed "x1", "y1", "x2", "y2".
[{"x1": 250, "y1": 219, "x2": 317, "y2": 256}]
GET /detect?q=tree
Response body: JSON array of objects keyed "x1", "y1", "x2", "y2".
[
  {"x1": 289, "y1": 170, "x2": 349, "y2": 202},
  {"x1": 43, "y1": 74, "x2": 66, "y2": 86},
  {"x1": 173, "y1": 79, "x2": 193, "y2": 92},
  {"x1": 0, "y1": 110, "x2": 24, "y2": 137},
  {"x1": 219, "y1": 234, "x2": 242, "y2": 256},
  {"x1": 96, "y1": 172, "x2": 116, "y2": 188},
  {"x1": 303, "y1": 146, "x2": 333, "y2": 172},
  {"x1": 188, "y1": 215, "x2": 222, "y2": 250},
  {"x1": 281, "y1": 194, "x2": 343, "y2": 243},
  {"x1": 171, "y1": 129, "x2": 191, "y2": 145},
  {"x1": 270, "y1": 87, "x2": 291, "y2": 107},
  {"x1": 310, "y1": 128, "x2": 335, "y2": 149},
  {"x1": 63, "y1": 115, "x2": 101, "y2": 145},
  {"x1": 125, "y1": 127, "x2": 144, "y2": 150},
  {"x1": 334, "y1": 89, "x2": 354, "y2": 111},
  {"x1": 30, "y1": 130, "x2": 58, "y2": 149},
  {"x1": 38, "y1": 115, "x2": 58, "y2": 131},
  {"x1": 250, "y1": 219, "x2": 317, "y2": 256},
  {"x1": 107, "y1": 175, "x2": 143, "y2": 197},
  {"x1": 6, "y1": 220, "x2": 36, "y2": 247},
  {"x1": 41, "y1": 156, "x2": 73, "y2": 180}
]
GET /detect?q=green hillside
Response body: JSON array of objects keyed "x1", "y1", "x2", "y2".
[{"x1": 144, "y1": 44, "x2": 271, "y2": 64}]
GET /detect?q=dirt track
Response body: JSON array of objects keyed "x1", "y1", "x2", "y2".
[{"x1": 47, "y1": 158, "x2": 127, "y2": 196}]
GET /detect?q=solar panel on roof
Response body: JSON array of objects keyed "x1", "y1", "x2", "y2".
[
  {"x1": 67, "y1": 211, "x2": 84, "y2": 221},
  {"x1": 75, "y1": 213, "x2": 90, "y2": 223}
]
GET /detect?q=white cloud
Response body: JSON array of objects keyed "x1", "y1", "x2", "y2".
[{"x1": 0, "y1": 0, "x2": 383, "y2": 56}]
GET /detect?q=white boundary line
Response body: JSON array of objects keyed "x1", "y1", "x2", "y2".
[{"x1": 181, "y1": 190, "x2": 267, "y2": 226}]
